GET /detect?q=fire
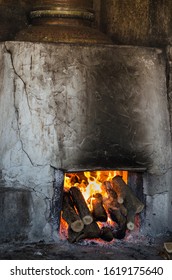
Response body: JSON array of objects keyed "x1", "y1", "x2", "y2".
[
  {"x1": 64, "y1": 170, "x2": 128, "y2": 203},
  {"x1": 61, "y1": 170, "x2": 144, "y2": 243},
  {"x1": 62, "y1": 170, "x2": 128, "y2": 235}
]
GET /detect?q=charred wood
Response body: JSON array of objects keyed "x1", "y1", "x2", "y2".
[
  {"x1": 103, "y1": 186, "x2": 128, "y2": 217},
  {"x1": 68, "y1": 227, "x2": 82, "y2": 243},
  {"x1": 70, "y1": 186, "x2": 93, "y2": 225},
  {"x1": 100, "y1": 227, "x2": 114, "y2": 242},
  {"x1": 108, "y1": 207, "x2": 126, "y2": 228},
  {"x1": 111, "y1": 176, "x2": 127, "y2": 204},
  {"x1": 103, "y1": 181, "x2": 127, "y2": 226},
  {"x1": 126, "y1": 209, "x2": 135, "y2": 231},
  {"x1": 102, "y1": 181, "x2": 118, "y2": 208},
  {"x1": 112, "y1": 176, "x2": 144, "y2": 213},
  {"x1": 119, "y1": 203, "x2": 128, "y2": 217},
  {"x1": 62, "y1": 192, "x2": 84, "y2": 233},
  {"x1": 91, "y1": 193, "x2": 107, "y2": 222},
  {"x1": 75, "y1": 221, "x2": 101, "y2": 242},
  {"x1": 113, "y1": 225, "x2": 127, "y2": 240},
  {"x1": 112, "y1": 176, "x2": 144, "y2": 230}
]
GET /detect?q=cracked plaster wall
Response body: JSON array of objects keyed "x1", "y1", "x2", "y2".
[
  {"x1": 0, "y1": 42, "x2": 55, "y2": 241},
  {"x1": 1, "y1": 42, "x2": 171, "y2": 174},
  {"x1": 0, "y1": 41, "x2": 172, "y2": 240}
]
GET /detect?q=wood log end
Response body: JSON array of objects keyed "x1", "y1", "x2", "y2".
[
  {"x1": 117, "y1": 197, "x2": 124, "y2": 204},
  {"x1": 127, "y1": 221, "x2": 135, "y2": 231},
  {"x1": 83, "y1": 215, "x2": 93, "y2": 225},
  {"x1": 71, "y1": 220, "x2": 84, "y2": 233},
  {"x1": 136, "y1": 203, "x2": 144, "y2": 214}
]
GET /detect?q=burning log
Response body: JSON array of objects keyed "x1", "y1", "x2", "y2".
[
  {"x1": 62, "y1": 192, "x2": 84, "y2": 233},
  {"x1": 68, "y1": 224, "x2": 113, "y2": 243},
  {"x1": 103, "y1": 181, "x2": 128, "y2": 217},
  {"x1": 91, "y1": 193, "x2": 107, "y2": 222},
  {"x1": 68, "y1": 222, "x2": 101, "y2": 243},
  {"x1": 112, "y1": 175, "x2": 144, "y2": 230},
  {"x1": 111, "y1": 176, "x2": 127, "y2": 204},
  {"x1": 102, "y1": 181, "x2": 118, "y2": 208},
  {"x1": 73, "y1": 221, "x2": 101, "y2": 242},
  {"x1": 68, "y1": 227, "x2": 82, "y2": 243},
  {"x1": 119, "y1": 203, "x2": 128, "y2": 217},
  {"x1": 125, "y1": 209, "x2": 136, "y2": 231},
  {"x1": 108, "y1": 207, "x2": 126, "y2": 228},
  {"x1": 103, "y1": 181, "x2": 127, "y2": 224},
  {"x1": 102, "y1": 181, "x2": 127, "y2": 238},
  {"x1": 100, "y1": 227, "x2": 114, "y2": 242},
  {"x1": 103, "y1": 179, "x2": 138, "y2": 235},
  {"x1": 70, "y1": 186, "x2": 93, "y2": 225},
  {"x1": 107, "y1": 202, "x2": 127, "y2": 239},
  {"x1": 112, "y1": 175, "x2": 144, "y2": 212},
  {"x1": 113, "y1": 225, "x2": 127, "y2": 239}
]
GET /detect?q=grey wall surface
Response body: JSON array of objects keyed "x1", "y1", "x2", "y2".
[
  {"x1": 0, "y1": 42, "x2": 170, "y2": 176},
  {"x1": 0, "y1": 42, "x2": 171, "y2": 239},
  {"x1": 0, "y1": 187, "x2": 31, "y2": 242}
]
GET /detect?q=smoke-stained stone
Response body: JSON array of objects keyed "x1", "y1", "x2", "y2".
[
  {"x1": 0, "y1": 41, "x2": 171, "y2": 183},
  {"x1": 0, "y1": 41, "x2": 171, "y2": 238}
]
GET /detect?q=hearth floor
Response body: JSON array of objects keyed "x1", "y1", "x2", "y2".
[{"x1": 0, "y1": 236, "x2": 170, "y2": 260}]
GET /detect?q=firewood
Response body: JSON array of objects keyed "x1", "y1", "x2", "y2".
[
  {"x1": 119, "y1": 203, "x2": 128, "y2": 217},
  {"x1": 102, "y1": 181, "x2": 118, "y2": 208},
  {"x1": 113, "y1": 225, "x2": 127, "y2": 239},
  {"x1": 159, "y1": 250, "x2": 172, "y2": 260},
  {"x1": 112, "y1": 176, "x2": 144, "y2": 213},
  {"x1": 103, "y1": 181, "x2": 128, "y2": 217},
  {"x1": 126, "y1": 209, "x2": 135, "y2": 230},
  {"x1": 75, "y1": 221, "x2": 101, "y2": 242},
  {"x1": 112, "y1": 176, "x2": 144, "y2": 230},
  {"x1": 111, "y1": 176, "x2": 127, "y2": 204},
  {"x1": 108, "y1": 207, "x2": 126, "y2": 228},
  {"x1": 68, "y1": 227, "x2": 83, "y2": 243},
  {"x1": 164, "y1": 242, "x2": 172, "y2": 253},
  {"x1": 103, "y1": 180, "x2": 128, "y2": 223},
  {"x1": 100, "y1": 227, "x2": 114, "y2": 242},
  {"x1": 62, "y1": 192, "x2": 84, "y2": 233},
  {"x1": 91, "y1": 193, "x2": 107, "y2": 222},
  {"x1": 159, "y1": 243, "x2": 172, "y2": 260},
  {"x1": 70, "y1": 186, "x2": 93, "y2": 225},
  {"x1": 103, "y1": 181, "x2": 117, "y2": 198}
]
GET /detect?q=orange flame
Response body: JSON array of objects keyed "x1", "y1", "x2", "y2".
[
  {"x1": 64, "y1": 170, "x2": 128, "y2": 202},
  {"x1": 61, "y1": 170, "x2": 128, "y2": 234}
]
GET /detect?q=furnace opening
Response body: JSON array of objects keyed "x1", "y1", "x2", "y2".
[{"x1": 60, "y1": 170, "x2": 144, "y2": 243}]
